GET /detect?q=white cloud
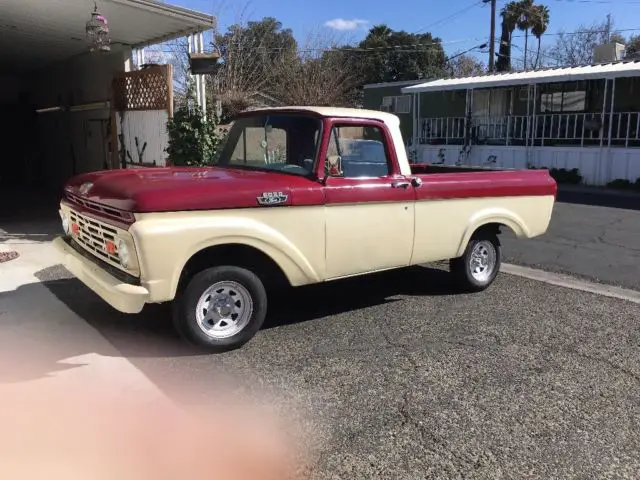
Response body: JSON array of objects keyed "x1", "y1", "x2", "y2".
[{"x1": 324, "y1": 18, "x2": 369, "y2": 31}]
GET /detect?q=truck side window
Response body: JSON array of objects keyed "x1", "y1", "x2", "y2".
[{"x1": 327, "y1": 126, "x2": 390, "y2": 178}]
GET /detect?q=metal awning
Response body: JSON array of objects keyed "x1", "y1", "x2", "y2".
[
  {"x1": 0, "y1": 0, "x2": 214, "y2": 74},
  {"x1": 402, "y1": 60, "x2": 640, "y2": 93}
]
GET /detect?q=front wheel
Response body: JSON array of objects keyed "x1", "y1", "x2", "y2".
[
  {"x1": 172, "y1": 265, "x2": 268, "y2": 352},
  {"x1": 449, "y1": 231, "x2": 501, "y2": 292}
]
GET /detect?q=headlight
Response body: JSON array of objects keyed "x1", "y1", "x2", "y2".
[
  {"x1": 116, "y1": 238, "x2": 131, "y2": 269},
  {"x1": 61, "y1": 211, "x2": 70, "y2": 235}
]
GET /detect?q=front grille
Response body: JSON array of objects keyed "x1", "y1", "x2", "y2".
[
  {"x1": 65, "y1": 236, "x2": 140, "y2": 285},
  {"x1": 68, "y1": 209, "x2": 124, "y2": 271},
  {"x1": 65, "y1": 192, "x2": 135, "y2": 223}
]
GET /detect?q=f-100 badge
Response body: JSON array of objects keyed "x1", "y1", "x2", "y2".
[{"x1": 257, "y1": 191, "x2": 289, "y2": 206}]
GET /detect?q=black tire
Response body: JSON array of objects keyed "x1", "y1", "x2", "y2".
[
  {"x1": 449, "y1": 230, "x2": 502, "y2": 293},
  {"x1": 172, "y1": 265, "x2": 267, "y2": 352}
]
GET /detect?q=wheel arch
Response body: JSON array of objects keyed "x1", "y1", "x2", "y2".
[
  {"x1": 172, "y1": 239, "x2": 314, "y2": 298},
  {"x1": 455, "y1": 211, "x2": 528, "y2": 258}
]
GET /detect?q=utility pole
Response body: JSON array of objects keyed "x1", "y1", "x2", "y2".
[
  {"x1": 485, "y1": 0, "x2": 497, "y2": 72},
  {"x1": 605, "y1": 13, "x2": 612, "y2": 43}
]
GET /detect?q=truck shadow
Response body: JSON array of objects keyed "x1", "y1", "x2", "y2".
[
  {"x1": 34, "y1": 264, "x2": 456, "y2": 355},
  {"x1": 263, "y1": 264, "x2": 455, "y2": 329},
  {"x1": 0, "y1": 264, "x2": 456, "y2": 383}
]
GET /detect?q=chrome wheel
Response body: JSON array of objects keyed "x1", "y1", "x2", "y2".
[
  {"x1": 195, "y1": 281, "x2": 253, "y2": 339},
  {"x1": 468, "y1": 240, "x2": 496, "y2": 283}
]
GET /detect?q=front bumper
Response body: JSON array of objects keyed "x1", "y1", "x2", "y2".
[{"x1": 53, "y1": 236, "x2": 150, "y2": 314}]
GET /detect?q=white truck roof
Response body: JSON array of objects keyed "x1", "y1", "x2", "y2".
[
  {"x1": 245, "y1": 106, "x2": 400, "y2": 125},
  {"x1": 238, "y1": 105, "x2": 411, "y2": 176}
]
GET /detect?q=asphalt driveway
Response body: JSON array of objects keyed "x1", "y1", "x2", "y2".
[
  {"x1": 2, "y1": 263, "x2": 637, "y2": 479},
  {"x1": 502, "y1": 190, "x2": 640, "y2": 291}
]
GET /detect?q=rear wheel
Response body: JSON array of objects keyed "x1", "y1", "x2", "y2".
[
  {"x1": 450, "y1": 230, "x2": 501, "y2": 292},
  {"x1": 172, "y1": 265, "x2": 267, "y2": 352}
]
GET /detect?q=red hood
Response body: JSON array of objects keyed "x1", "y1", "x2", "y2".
[{"x1": 63, "y1": 167, "x2": 306, "y2": 212}]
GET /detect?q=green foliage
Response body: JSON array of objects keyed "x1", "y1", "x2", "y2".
[
  {"x1": 526, "y1": 165, "x2": 583, "y2": 184},
  {"x1": 606, "y1": 178, "x2": 640, "y2": 192},
  {"x1": 549, "y1": 167, "x2": 582, "y2": 184},
  {"x1": 166, "y1": 88, "x2": 227, "y2": 167},
  {"x1": 497, "y1": 0, "x2": 550, "y2": 71},
  {"x1": 355, "y1": 25, "x2": 447, "y2": 84}
]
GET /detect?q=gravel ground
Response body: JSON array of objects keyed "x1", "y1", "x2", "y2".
[{"x1": 13, "y1": 263, "x2": 638, "y2": 479}]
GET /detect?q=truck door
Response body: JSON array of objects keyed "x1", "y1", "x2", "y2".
[{"x1": 321, "y1": 120, "x2": 416, "y2": 279}]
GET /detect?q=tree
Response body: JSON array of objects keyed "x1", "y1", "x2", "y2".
[
  {"x1": 356, "y1": 25, "x2": 447, "y2": 84},
  {"x1": 496, "y1": 1, "x2": 520, "y2": 72},
  {"x1": 516, "y1": 0, "x2": 535, "y2": 69},
  {"x1": 209, "y1": 16, "x2": 298, "y2": 119},
  {"x1": 549, "y1": 19, "x2": 617, "y2": 67},
  {"x1": 447, "y1": 54, "x2": 486, "y2": 77},
  {"x1": 530, "y1": 4, "x2": 550, "y2": 69},
  {"x1": 274, "y1": 30, "x2": 362, "y2": 106},
  {"x1": 625, "y1": 35, "x2": 640, "y2": 59},
  {"x1": 496, "y1": 0, "x2": 550, "y2": 72}
]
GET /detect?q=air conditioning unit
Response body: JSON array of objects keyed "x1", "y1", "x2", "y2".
[
  {"x1": 379, "y1": 105, "x2": 391, "y2": 112},
  {"x1": 593, "y1": 42, "x2": 626, "y2": 63}
]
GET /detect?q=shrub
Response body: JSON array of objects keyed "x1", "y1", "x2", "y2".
[
  {"x1": 549, "y1": 167, "x2": 582, "y2": 185},
  {"x1": 606, "y1": 178, "x2": 640, "y2": 192},
  {"x1": 166, "y1": 87, "x2": 227, "y2": 167}
]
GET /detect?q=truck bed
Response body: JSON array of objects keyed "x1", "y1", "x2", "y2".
[
  {"x1": 408, "y1": 163, "x2": 557, "y2": 199},
  {"x1": 409, "y1": 163, "x2": 507, "y2": 174}
]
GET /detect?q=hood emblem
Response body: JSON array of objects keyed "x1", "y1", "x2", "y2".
[
  {"x1": 79, "y1": 182, "x2": 93, "y2": 196},
  {"x1": 257, "y1": 191, "x2": 288, "y2": 206}
]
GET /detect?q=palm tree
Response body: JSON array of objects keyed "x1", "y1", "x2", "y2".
[
  {"x1": 496, "y1": 1, "x2": 521, "y2": 72},
  {"x1": 515, "y1": 0, "x2": 535, "y2": 70},
  {"x1": 531, "y1": 5, "x2": 550, "y2": 69}
]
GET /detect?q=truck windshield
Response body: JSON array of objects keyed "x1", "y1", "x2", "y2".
[{"x1": 214, "y1": 113, "x2": 322, "y2": 177}]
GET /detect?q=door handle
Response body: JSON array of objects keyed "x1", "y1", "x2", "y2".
[{"x1": 391, "y1": 181, "x2": 411, "y2": 189}]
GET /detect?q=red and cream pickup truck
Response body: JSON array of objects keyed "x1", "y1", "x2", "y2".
[{"x1": 53, "y1": 106, "x2": 557, "y2": 351}]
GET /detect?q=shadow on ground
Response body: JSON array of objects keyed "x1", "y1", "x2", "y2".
[
  {"x1": 0, "y1": 188, "x2": 61, "y2": 243},
  {"x1": 557, "y1": 189, "x2": 640, "y2": 211},
  {"x1": 30, "y1": 264, "x2": 455, "y2": 359}
]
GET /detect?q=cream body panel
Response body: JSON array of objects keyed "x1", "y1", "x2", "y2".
[
  {"x1": 411, "y1": 194, "x2": 555, "y2": 264},
  {"x1": 53, "y1": 237, "x2": 149, "y2": 314},
  {"x1": 324, "y1": 202, "x2": 415, "y2": 279},
  {"x1": 131, "y1": 206, "x2": 326, "y2": 302}
]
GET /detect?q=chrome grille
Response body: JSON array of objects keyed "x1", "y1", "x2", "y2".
[{"x1": 68, "y1": 210, "x2": 122, "y2": 269}]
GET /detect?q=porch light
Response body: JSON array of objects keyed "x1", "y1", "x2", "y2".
[{"x1": 86, "y1": 2, "x2": 111, "y2": 52}]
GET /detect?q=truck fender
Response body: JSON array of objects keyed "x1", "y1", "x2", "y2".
[
  {"x1": 455, "y1": 208, "x2": 530, "y2": 258},
  {"x1": 168, "y1": 217, "x2": 321, "y2": 298}
]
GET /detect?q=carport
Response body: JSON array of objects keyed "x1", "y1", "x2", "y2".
[{"x1": 0, "y1": 0, "x2": 213, "y2": 195}]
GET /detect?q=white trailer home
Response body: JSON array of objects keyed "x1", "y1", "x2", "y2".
[{"x1": 402, "y1": 60, "x2": 640, "y2": 186}]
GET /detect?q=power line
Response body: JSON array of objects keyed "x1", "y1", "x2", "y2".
[
  {"x1": 415, "y1": 0, "x2": 486, "y2": 34},
  {"x1": 550, "y1": 0, "x2": 640, "y2": 4},
  {"x1": 510, "y1": 26, "x2": 640, "y2": 39},
  {"x1": 148, "y1": 25, "x2": 640, "y2": 58}
]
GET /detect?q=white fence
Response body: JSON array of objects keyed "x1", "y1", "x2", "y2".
[{"x1": 418, "y1": 112, "x2": 640, "y2": 147}]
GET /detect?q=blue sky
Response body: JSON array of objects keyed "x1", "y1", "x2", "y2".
[{"x1": 171, "y1": 0, "x2": 640, "y2": 64}]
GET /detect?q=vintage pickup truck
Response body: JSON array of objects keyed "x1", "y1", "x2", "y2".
[{"x1": 53, "y1": 106, "x2": 557, "y2": 351}]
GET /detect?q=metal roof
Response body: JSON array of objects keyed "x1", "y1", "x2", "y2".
[
  {"x1": 0, "y1": 0, "x2": 214, "y2": 74},
  {"x1": 362, "y1": 79, "x2": 426, "y2": 90},
  {"x1": 401, "y1": 60, "x2": 640, "y2": 93}
]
